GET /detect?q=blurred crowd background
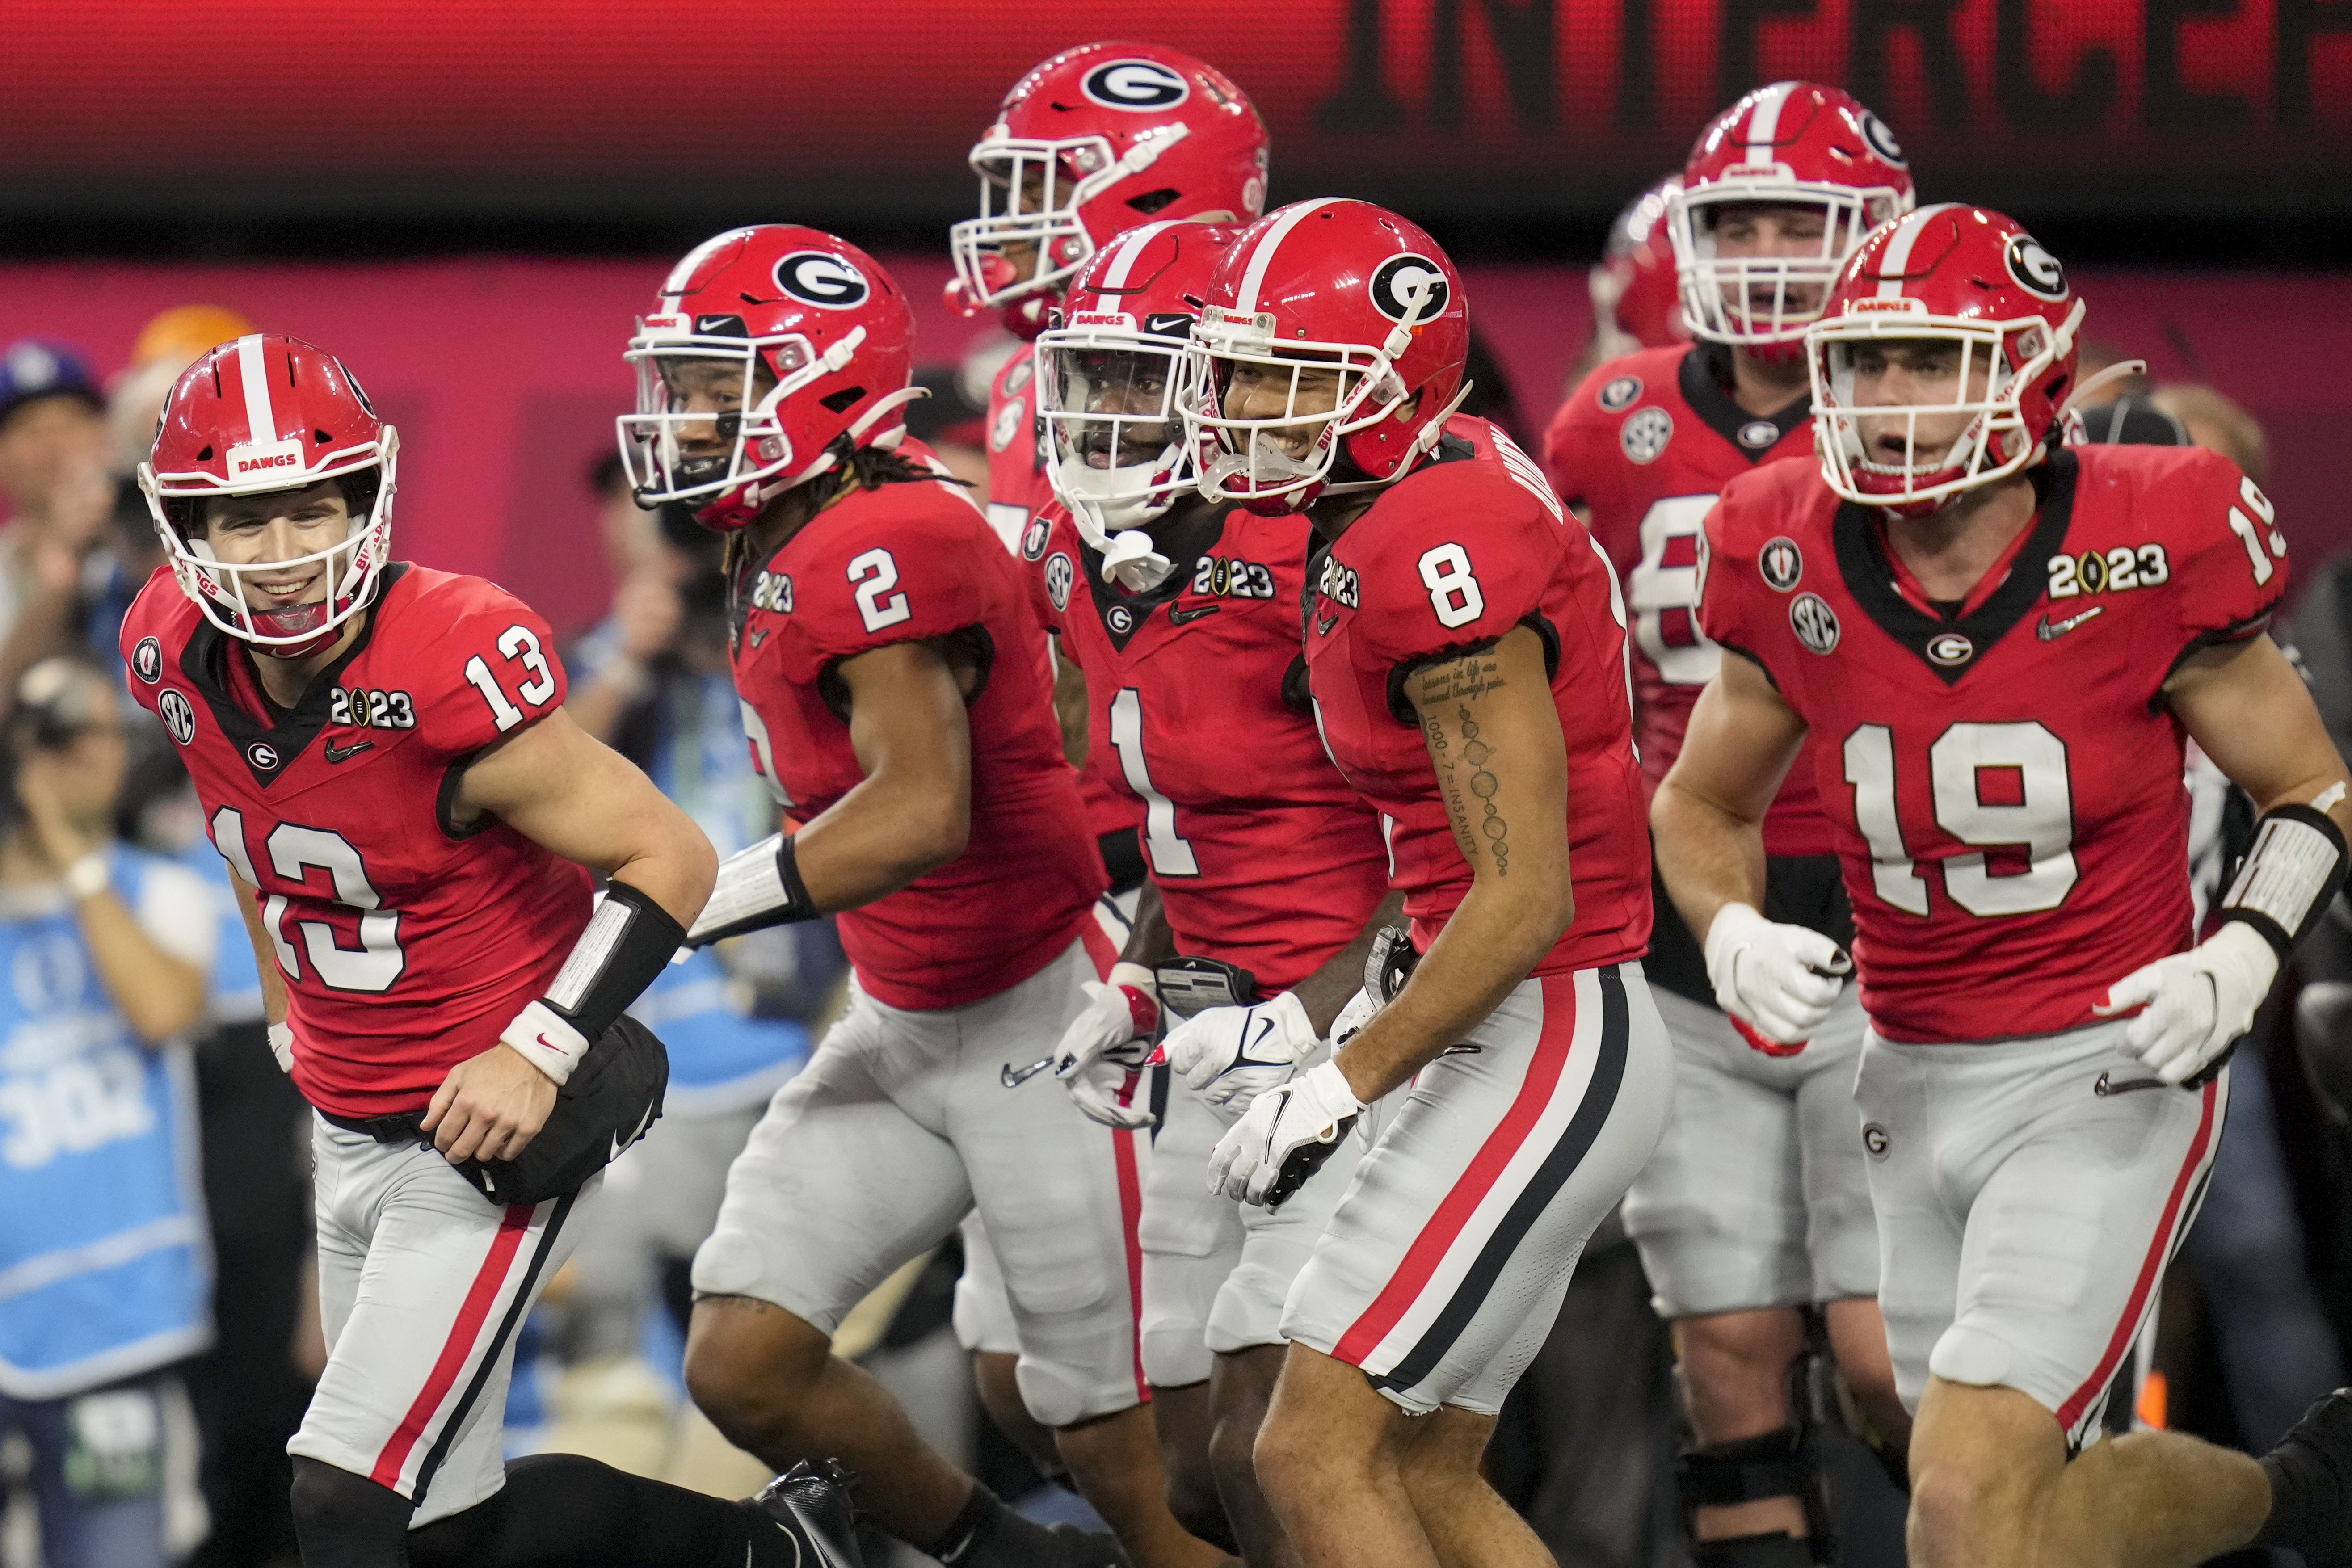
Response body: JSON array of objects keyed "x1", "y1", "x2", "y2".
[{"x1": 5, "y1": 3, "x2": 2352, "y2": 1566}]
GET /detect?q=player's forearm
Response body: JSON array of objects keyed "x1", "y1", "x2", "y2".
[
  {"x1": 605, "y1": 816, "x2": 719, "y2": 929},
  {"x1": 792, "y1": 773, "x2": 970, "y2": 911},
  {"x1": 1651, "y1": 772, "x2": 1770, "y2": 946},
  {"x1": 1118, "y1": 881, "x2": 1177, "y2": 970},
  {"x1": 1333, "y1": 874, "x2": 1567, "y2": 1101},
  {"x1": 1294, "y1": 888, "x2": 1406, "y2": 1034},
  {"x1": 76, "y1": 892, "x2": 206, "y2": 1045}
]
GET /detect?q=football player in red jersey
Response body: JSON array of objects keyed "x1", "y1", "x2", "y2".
[
  {"x1": 1658, "y1": 206, "x2": 2352, "y2": 1568},
  {"x1": 1543, "y1": 82, "x2": 1915, "y2": 1562},
  {"x1": 1173, "y1": 198, "x2": 1672, "y2": 1568},
  {"x1": 623, "y1": 226, "x2": 1225, "y2": 1568},
  {"x1": 121, "y1": 335, "x2": 855, "y2": 1568},
  {"x1": 1018, "y1": 218, "x2": 1401, "y2": 1563}
]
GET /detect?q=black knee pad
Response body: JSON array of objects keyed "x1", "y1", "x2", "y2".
[
  {"x1": 1676, "y1": 1426, "x2": 1834, "y2": 1567},
  {"x1": 289, "y1": 1457, "x2": 412, "y2": 1568}
]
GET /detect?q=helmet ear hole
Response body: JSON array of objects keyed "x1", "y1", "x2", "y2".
[
  {"x1": 818, "y1": 386, "x2": 865, "y2": 415},
  {"x1": 1125, "y1": 187, "x2": 1182, "y2": 215}
]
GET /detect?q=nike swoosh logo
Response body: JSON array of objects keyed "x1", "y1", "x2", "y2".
[
  {"x1": 1315, "y1": 613, "x2": 1338, "y2": 636},
  {"x1": 2036, "y1": 605, "x2": 2105, "y2": 641},
  {"x1": 1439, "y1": 1042, "x2": 1483, "y2": 1057},
  {"x1": 324, "y1": 739, "x2": 373, "y2": 763},
  {"x1": 532, "y1": 1033, "x2": 566, "y2": 1054},
  {"x1": 612, "y1": 1098, "x2": 656, "y2": 1160},
  {"x1": 748, "y1": 629, "x2": 770, "y2": 647},
  {"x1": 1169, "y1": 603, "x2": 1220, "y2": 625}
]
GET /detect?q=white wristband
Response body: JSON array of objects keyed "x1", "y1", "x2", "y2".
[
  {"x1": 500, "y1": 997, "x2": 590, "y2": 1086},
  {"x1": 267, "y1": 1022, "x2": 295, "y2": 1074},
  {"x1": 62, "y1": 851, "x2": 108, "y2": 901}
]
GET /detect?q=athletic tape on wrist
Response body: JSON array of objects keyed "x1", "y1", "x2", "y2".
[
  {"x1": 505, "y1": 879, "x2": 687, "y2": 1085},
  {"x1": 689, "y1": 832, "x2": 817, "y2": 945},
  {"x1": 62, "y1": 851, "x2": 108, "y2": 901},
  {"x1": 2220, "y1": 802, "x2": 2349, "y2": 960}
]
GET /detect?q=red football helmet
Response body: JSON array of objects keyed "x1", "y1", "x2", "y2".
[
  {"x1": 1667, "y1": 81, "x2": 1914, "y2": 349},
  {"x1": 1180, "y1": 199, "x2": 1470, "y2": 512},
  {"x1": 140, "y1": 333, "x2": 396, "y2": 657},
  {"x1": 1035, "y1": 220, "x2": 1241, "y2": 578},
  {"x1": 620, "y1": 226, "x2": 917, "y2": 531},
  {"x1": 1590, "y1": 176, "x2": 1688, "y2": 355},
  {"x1": 947, "y1": 42, "x2": 1269, "y2": 333},
  {"x1": 1806, "y1": 204, "x2": 2086, "y2": 515}
]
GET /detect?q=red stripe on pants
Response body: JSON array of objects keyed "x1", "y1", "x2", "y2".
[
  {"x1": 370, "y1": 1203, "x2": 535, "y2": 1488},
  {"x1": 2054, "y1": 1077, "x2": 2219, "y2": 1432},
  {"x1": 1332, "y1": 972, "x2": 1579, "y2": 1368}
]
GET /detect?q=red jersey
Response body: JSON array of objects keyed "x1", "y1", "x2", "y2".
[
  {"x1": 731, "y1": 461, "x2": 1102, "y2": 1010},
  {"x1": 988, "y1": 345, "x2": 1134, "y2": 857},
  {"x1": 120, "y1": 564, "x2": 591, "y2": 1119},
  {"x1": 1544, "y1": 343, "x2": 1831, "y2": 856},
  {"x1": 1699, "y1": 445, "x2": 2289, "y2": 1043},
  {"x1": 1022, "y1": 500, "x2": 1390, "y2": 993},
  {"x1": 1305, "y1": 416, "x2": 1652, "y2": 975}
]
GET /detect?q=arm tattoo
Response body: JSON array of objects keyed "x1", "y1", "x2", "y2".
[{"x1": 1420, "y1": 655, "x2": 1512, "y2": 878}]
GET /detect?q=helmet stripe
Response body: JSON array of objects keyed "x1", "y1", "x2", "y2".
[
  {"x1": 233, "y1": 333, "x2": 278, "y2": 445},
  {"x1": 1098, "y1": 220, "x2": 1182, "y2": 291},
  {"x1": 1233, "y1": 198, "x2": 1340, "y2": 315},
  {"x1": 1745, "y1": 81, "x2": 1797, "y2": 162},
  {"x1": 1873, "y1": 203, "x2": 1953, "y2": 299}
]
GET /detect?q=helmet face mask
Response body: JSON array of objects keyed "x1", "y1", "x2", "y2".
[
  {"x1": 1037, "y1": 327, "x2": 1192, "y2": 540},
  {"x1": 1181, "y1": 316, "x2": 1400, "y2": 508},
  {"x1": 620, "y1": 336, "x2": 808, "y2": 521},
  {"x1": 140, "y1": 334, "x2": 396, "y2": 658},
  {"x1": 951, "y1": 134, "x2": 1132, "y2": 312}
]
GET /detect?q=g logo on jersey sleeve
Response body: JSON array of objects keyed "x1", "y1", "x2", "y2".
[
  {"x1": 157, "y1": 689, "x2": 196, "y2": 745},
  {"x1": 1081, "y1": 59, "x2": 1190, "y2": 110},
  {"x1": 1369, "y1": 256, "x2": 1451, "y2": 324},
  {"x1": 773, "y1": 252, "x2": 870, "y2": 310}
]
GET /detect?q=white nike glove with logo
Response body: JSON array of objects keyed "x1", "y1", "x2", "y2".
[
  {"x1": 2095, "y1": 922, "x2": 2277, "y2": 1085},
  {"x1": 1206, "y1": 1059, "x2": 1363, "y2": 1208},
  {"x1": 1703, "y1": 902, "x2": 1851, "y2": 1055},
  {"x1": 1052, "y1": 963, "x2": 1161, "y2": 1130},
  {"x1": 1161, "y1": 990, "x2": 1321, "y2": 1114}
]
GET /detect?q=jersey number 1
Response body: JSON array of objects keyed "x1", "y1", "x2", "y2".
[{"x1": 1107, "y1": 689, "x2": 1199, "y2": 877}]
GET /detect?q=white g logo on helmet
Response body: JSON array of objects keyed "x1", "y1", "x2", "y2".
[
  {"x1": 1081, "y1": 59, "x2": 1190, "y2": 111},
  {"x1": 2004, "y1": 235, "x2": 2068, "y2": 301},
  {"x1": 1370, "y1": 255, "x2": 1451, "y2": 324},
  {"x1": 1858, "y1": 111, "x2": 1906, "y2": 168},
  {"x1": 773, "y1": 252, "x2": 871, "y2": 310}
]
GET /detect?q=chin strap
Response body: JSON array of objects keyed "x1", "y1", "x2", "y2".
[
  {"x1": 1317, "y1": 380, "x2": 1476, "y2": 498},
  {"x1": 1098, "y1": 530, "x2": 1175, "y2": 592}
]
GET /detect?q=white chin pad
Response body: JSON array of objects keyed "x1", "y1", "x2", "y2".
[{"x1": 186, "y1": 537, "x2": 218, "y2": 562}]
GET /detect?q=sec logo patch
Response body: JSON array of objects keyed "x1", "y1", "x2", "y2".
[
  {"x1": 990, "y1": 399, "x2": 1027, "y2": 454},
  {"x1": 157, "y1": 689, "x2": 196, "y2": 745},
  {"x1": 1790, "y1": 592, "x2": 1840, "y2": 655},
  {"x1": 1597, "y1": 375, "x2": 1641, "y2": 412},
  {"x1": 1044, "y1": 552, "x2": 1074, "y2": 612},
  {"x1": 1620, "y1": 407, "x2": 1672, "y2": 464}
]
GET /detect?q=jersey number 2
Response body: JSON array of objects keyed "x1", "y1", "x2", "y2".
[
  {"x1": 1842, "y1": 722, "x2": 2079, "y2": 918},
  {"x1": 213, "y1": 807, "x2": 406, "y2": 992}
]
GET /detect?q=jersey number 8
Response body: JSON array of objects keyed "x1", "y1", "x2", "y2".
[{"x1": 1418, "y1": 544, "x2": 1486, "y2": 630}]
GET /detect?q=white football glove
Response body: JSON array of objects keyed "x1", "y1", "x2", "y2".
[
  {"x1": 1703, "y1": 902, "x2": 1851, "y2": 1054},
  {"x1": 2095, "y1": 922, "x2": 2277, "y2": 1085},
  {"x1": 1206, "y1": 1060, "x2": 1363, "y2": 1208},
  {"x1": 1162, "y1": 990, "x2": 1321, "y2": 1113},
  {"x1": 268, "y1": 1021, "x2": 295, "y2": 1075},
  {"x1": 1052, "y1": 963, "x2": 1161, "y2": 1130}
]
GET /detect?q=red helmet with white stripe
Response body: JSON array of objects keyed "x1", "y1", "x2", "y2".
[
  {"x1": 619, "y1": 226, "x2": 917, "y2": 531},
  {"x1": 140, "y1": 334, "x2": 396, "y2": 657},
  {"x1": 1036, "y1": 220, "x2": 1241, "y2": 570},
  {"x1": 1180, "y1": 199, "x2": 1470, "y2": 511},
  {"x1": 948, "y1": 42, "x2": 1269, "y2": 334},
  {"x1": 1807, "y1": 204, "x2": 2085, "y2": 515},
  {"x1": 1667, "y1": 81, "x2": 1914, "y2": 349},
  {"x1": 1592, "y1": 176, "x2": 1688, "y2": 354}
]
